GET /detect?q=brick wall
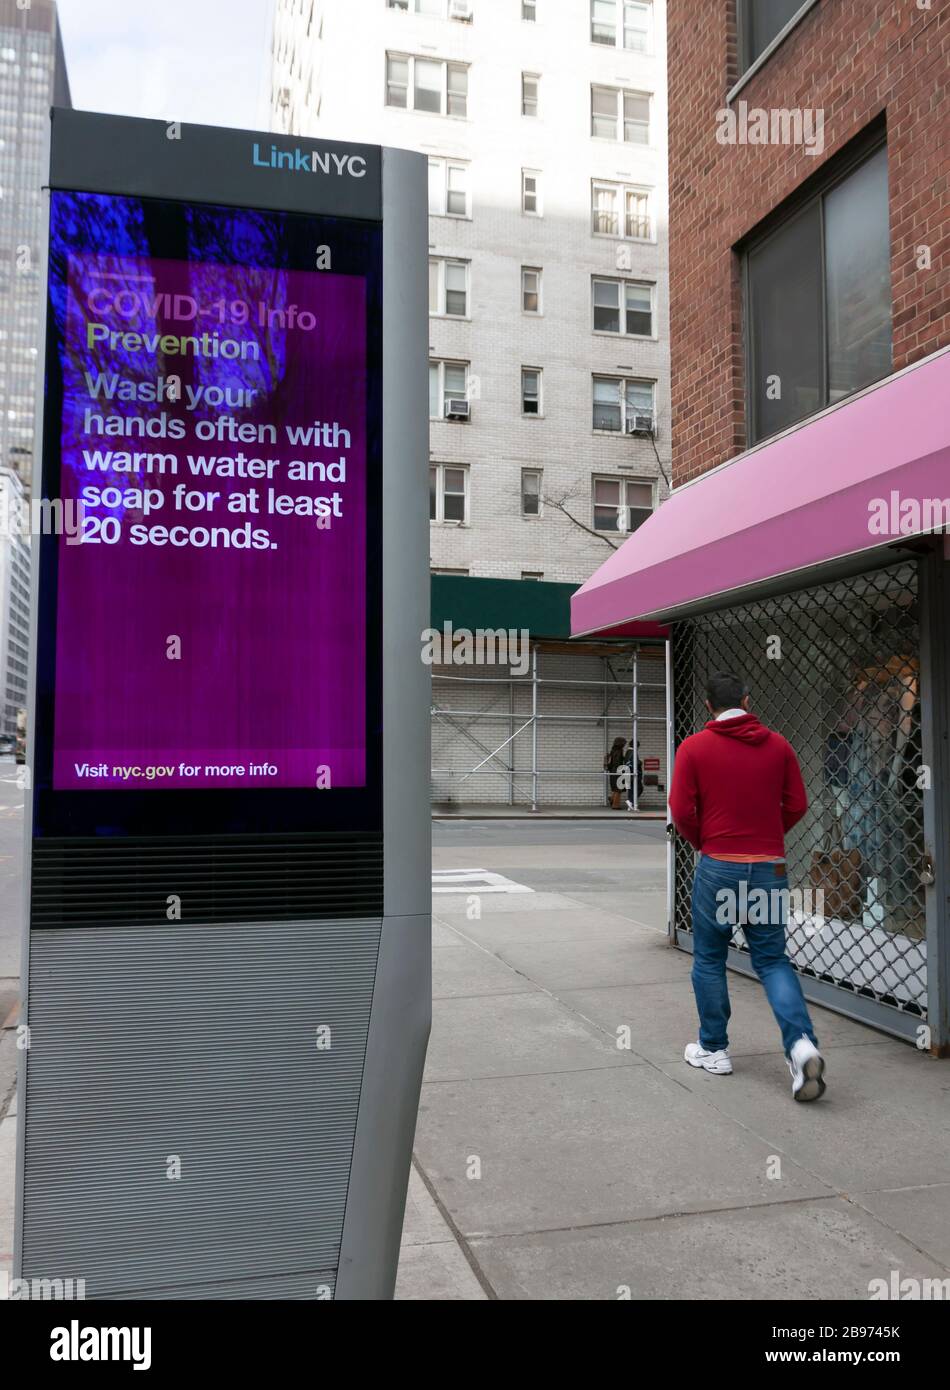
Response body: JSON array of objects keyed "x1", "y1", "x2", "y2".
[{"x1": 668, "y1": 0, "x2": 949, "y2": 485}]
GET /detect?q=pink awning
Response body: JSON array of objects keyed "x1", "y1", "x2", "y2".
[{"x1": 572, "y1": 349, "x2": 950, "y2": 637}]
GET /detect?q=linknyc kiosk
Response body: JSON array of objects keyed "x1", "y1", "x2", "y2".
[{"x1": 14, "y1": 110, "x2": 430, "y2": 1300}]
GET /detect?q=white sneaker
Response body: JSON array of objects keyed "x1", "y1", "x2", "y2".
[
  {"x1": 788, "y1": 1035, "x2": 826, "y2": 1102},
  {"x1": 684, "y1": 1041, "x2": 732, "y2": 1075}
]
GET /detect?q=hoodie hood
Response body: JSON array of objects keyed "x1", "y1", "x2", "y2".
[{"x1": 704, "y1": 713, "x2": 771, "y2": 745}]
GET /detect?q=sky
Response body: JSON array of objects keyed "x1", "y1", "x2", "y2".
[{"x1": 56, "y1": 0, "x2": 276, "y2": 131}]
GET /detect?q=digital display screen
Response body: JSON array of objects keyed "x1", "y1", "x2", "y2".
[{"x1": 37, "y1": 190, "x2": 382, "y2": 831}]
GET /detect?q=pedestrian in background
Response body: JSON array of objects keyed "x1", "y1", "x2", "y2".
[{"x1": 604, "y1": 736, "x2": 628, "y2": 810}]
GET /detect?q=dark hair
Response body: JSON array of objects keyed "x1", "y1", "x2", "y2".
[{"x1": 705, "y1": 672, "x2": 747, "y2": 712}]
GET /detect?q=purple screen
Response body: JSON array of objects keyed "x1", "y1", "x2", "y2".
[{"x1": 50, "y1": 202, "x2": 368, "y2": 792}]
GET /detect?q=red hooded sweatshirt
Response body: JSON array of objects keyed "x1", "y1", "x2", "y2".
[{"x1": 669, "y1": 713, "x2": 807, "y2": 858}]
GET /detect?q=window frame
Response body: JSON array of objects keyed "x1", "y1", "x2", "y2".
[
  {"x1": 521, "y1": 469, "x2": 543, "y2": 517},
  {"x1": 428, "y1": 156, "x2": 471, "y2": 218},
  {"x1": 430, "y1": 462, "x2": 470, "y2": 524},
  {"x1": 592, "y1": 374, "x2": 656, "y2": 434},
  {"x1": 521, "y1": 168, "x2": 542, "y2": 216},
  {"x1": 741, "y1": 134, "x2": 891, "y2": 446},
  {"x1": 590, "y1": 84, "x2": 652, "y2": 144},
  {"x1": 591, "y1": 474, "x2": 656, "y2": 534},
  {"x1": 429, "y1": 358, "x2": 470, "y2": 420},
  {"x1": 429, "y1": 256, "x2": 471, "y2": 319},
  {"x1": 521, "y1": 71, "x2": 540, "y2": 118},
  {"x1": 591, "y1": 276, "x2": 656, "y2": 339},
  {"x1": 385, "y1": 51, "x2": 469, "y2": 117},
  {"x1": 734, "y1": 0, "x2": 820, "y2": 87},
  {"x1": 591, "y1": 179, "x2": 655, "y2": 241},
  {"x1": 590, "y1": 0, "x2": 654, "y2": 53},
  {"x1": 521, "y1": 367, "x2": 543, "y2": 417},
  {"x1": 521, "y1": 265, "x2": 543, "y2": 315}
]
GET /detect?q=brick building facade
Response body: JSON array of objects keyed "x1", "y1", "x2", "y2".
[{"x1": 667, "y1": 0, "x2": 948, "y2": 483}]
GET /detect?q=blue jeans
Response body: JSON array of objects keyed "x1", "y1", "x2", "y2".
[{"x1": 690, "y1": 855, "x2": 818, "y2": 1058}]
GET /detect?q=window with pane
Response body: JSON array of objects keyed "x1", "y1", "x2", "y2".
[
  {"x1": 386, "y1": 53, "x2": 468, "y2": 115},
  {"x1": 737, "y1": 0, "x2": 807, "y2": 75},
  {"x1": 593, "y1": 376, "x2": 654, "y2": 431},
  {"x1": 428, "y1": 158, "x2": 470, "y2": 216},
  {"x1": 521, "y1": 368, "x2": 541, "y2": 415},
  {"x1": 592, "y1": 278, "x2": 654, "y2": 336},
  {"x1": 522, "y1": 72, "x2": 539, "y2": 117},
  {"x1": 592, "y1": 181, "x2": 653, "y2": 239},
  {"x1": 593, "y1": 476, "x2": 654, "y2": 532},
  {"x1": 522, "y1": 470, "x2": 542, "y2": 515},
  {"x1": 522, "y1": 266, "x2": 542, "y2": 313},
  {"x1": 746, "y1": 143, "x2": 891, "y2": 443},
  {"x1": 522, "y1": 169, "x2": 541, "y2": 214},
  {"x1": 591, "y1": 85, "x2": 650, "y2": 142},
  {"x1": 591, "y1": 1, "x2": 652, "y2": 49},
  {"x1": 387, "y1": 0, "x2": 457, "y2": 14},
  {"x1": 430, "y1": 360, "x2": 469, "y2": 418},
  {"x1": 430, "y1": 463, "x2": 469, "y2": 522},
  {"x1": 429, "y1": 257, "x2": 470, "y2": 317}
]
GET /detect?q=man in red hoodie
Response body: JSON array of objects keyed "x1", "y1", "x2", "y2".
[{"x1": 669, "y1": 671, "x2": 826, "y2": 1101}]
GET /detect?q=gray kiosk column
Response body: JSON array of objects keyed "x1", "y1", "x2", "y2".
[{"x1": 14, "y1": 113, "x2": 430, "y2": 1301}]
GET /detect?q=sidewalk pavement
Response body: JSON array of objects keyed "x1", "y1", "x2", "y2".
[
  {"x1": 399, "y1": 837, "x2": 950, "y2": 1299},
  {"x1": 3, "y1": 832, "x2": 949, "y2": 1300}
]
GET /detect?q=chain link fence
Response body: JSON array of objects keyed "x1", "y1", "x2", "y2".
[{"x1": 672, "y1": 561, "x2": 927, "y2": 1029}]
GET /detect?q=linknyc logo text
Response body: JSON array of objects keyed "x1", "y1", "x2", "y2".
[{"x1": 252, "y1": 143, "x2": 367, "y2": 178}]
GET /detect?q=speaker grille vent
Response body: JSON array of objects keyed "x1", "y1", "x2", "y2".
[{"x1": 30, "y1": 832, "x2": 384, "y2": 928}]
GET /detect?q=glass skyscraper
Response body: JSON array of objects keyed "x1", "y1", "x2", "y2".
[{"x1": 0, "y1": 0, "x2": 70, "y2": 492}]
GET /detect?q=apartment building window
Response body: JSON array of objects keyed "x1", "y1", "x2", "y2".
[
  {"x1": 428, "y1": 158, "x2": 470, "y2": 216},
  {"x1": 386, "y1": 53, "x2": 468, "y2": 115},
  {"x1": 591, "y1": 181, "x2": 653, "y2": 239},
  {"x1": 590, "y1": 1, "x2": 653, "y2": 51},
  {"x1": 522, "y1": 72, "x2": 539, "y2": 117},
  {"x1": 745, "y1": 142, "x2": 891, "y2": 444},
  {"x1": 429, "y1": 257, "x2": 470, "y2": 316},
  {"x1": 592, "y1": 277, "x2": 654, "y2": 336},
  {"x1": 388, "y1": 0, "x2": 471, "y2": 16},
  {"x1": 591, "y1": 85, "x2": 650, "y2": 143},
  {"x1": 522, "y1": 1, "x2": 537, "y2": 19},
  {"x1": 430, "y1": 464, "x2": 469, "y2": 522},
  {"x1": 521, "y1": 368, "x2": 542, "y2": 415},
  {"x1": 522, "y1": 470, "x2": 542, "y2": 515},
  {"x1": 522, "y1": 169, "x2": 541, "y2": 215},
  {"x1": 593, "y1": 476, "x2": 654, "y2": 533},
  {"x1": 522, "y1": 571, "x2": 543, "y2": 580},
  {"x1": 430, "y1": 360, "x2": 469, "y2": 418},
  {"x1": 521, "y1": 266, "x2": 542, "y2": 313},
  {"x1": 592, "y1": 376, "x2": 654, "y2": 432},
  {"x1": 737, "y1": 0, "x2": 809, "y2": 76}
]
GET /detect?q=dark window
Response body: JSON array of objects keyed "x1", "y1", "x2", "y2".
[
  {"x1": 737, "y1": 0, "x2": 807, "y2": 75},
  {"x1": 745, "y1": 144, "x2": 891, "y2": 444}
]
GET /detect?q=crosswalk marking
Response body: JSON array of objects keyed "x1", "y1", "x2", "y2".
[{"x1": 432, "y1": 868, "x2": 533, "y2": 895}]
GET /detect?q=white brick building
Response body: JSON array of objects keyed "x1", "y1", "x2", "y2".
[{"x1": 270, "y1": 0, "x2": 671, "y2": 807}]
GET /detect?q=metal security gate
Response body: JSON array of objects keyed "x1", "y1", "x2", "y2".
[{"x1": 671, "y1": 560, "x2": 929, "y2": 1040}]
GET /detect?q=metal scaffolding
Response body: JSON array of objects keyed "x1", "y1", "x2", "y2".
[{"x1": 431, "y1": 641, "x2": 669, "y2": 811}]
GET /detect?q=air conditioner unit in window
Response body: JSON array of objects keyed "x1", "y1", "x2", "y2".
[
  {"x1": 449, "y1": 0, "x2": 473, "y2": 20},
  {"x1": 627, "y1": 413, "x2": 655, "y2": 437},
  {"x1": 445, "y1": 398, "x2": 470, "y2": 420}
]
